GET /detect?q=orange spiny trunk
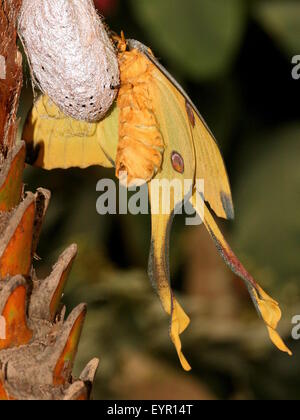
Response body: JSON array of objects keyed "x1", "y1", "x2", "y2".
[{"x1": 0, "y1": 0, "x2": 98, "y2": 400}]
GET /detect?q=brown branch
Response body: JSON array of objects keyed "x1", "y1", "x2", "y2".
[
  {"x1": 0, "y1": 2, "x2": 100, "y2": 400},
  {"x1": 0, "y1": 0, "x2": 23, "y2": 151}
]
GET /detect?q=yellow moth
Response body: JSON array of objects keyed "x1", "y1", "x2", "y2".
[{"x1": 23, "y1": 35, "x2": 292, "y2": 371}]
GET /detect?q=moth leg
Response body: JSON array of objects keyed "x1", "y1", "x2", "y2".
[
  {"x1": 190, "y1": 190, "x2": 292, "y2": 356},
  {"x1": 148, "y1": 185, "x2": 191, "y2": 371}
]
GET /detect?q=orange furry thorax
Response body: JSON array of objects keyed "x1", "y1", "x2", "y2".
[{"x1": 116, "y1": 47, "x2": 164, "y2": 186}]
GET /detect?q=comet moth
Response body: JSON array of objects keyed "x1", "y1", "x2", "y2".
[{"x1": 23, "y1": 35, "x2": 291, "y2": 371}]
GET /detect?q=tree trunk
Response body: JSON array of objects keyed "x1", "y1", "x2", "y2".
[{"x1": 0, "y1": 0, "x2": 98, "y2": 400}]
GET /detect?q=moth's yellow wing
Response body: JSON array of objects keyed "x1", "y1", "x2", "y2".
[
  {"x1": 122, "y1": 40, "x2": 233, "y2": 370},
  {"x1": 22, "y1": 95, "x2": 118, "y2": 170},
  {"x1": 96, "y1": 105, "x2": 119, "y2": 166},
  {"x1": 133, "y1": 39, "x2": 233, "y2": 220},
  {"x1": 146, "y1": 56, "x2": 197, "y2": 372},
  {"x1": 128, "y1": 39, "x2": 290, "y2": 369},
  {"x1": 158, "y1": 76, "x2": 234, "y2": 220},
  {"x1": 186, "y1": 102, "x2": 234, "y2": 220},
  {"x1": 190, "y1": 190, "x2": 292, "y2": 356}
]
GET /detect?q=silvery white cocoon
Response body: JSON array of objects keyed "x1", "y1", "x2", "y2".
[{"x1": 18, "y1": 0, "x2": 120, "y2": 122}]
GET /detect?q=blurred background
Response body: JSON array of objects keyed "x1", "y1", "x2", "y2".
[{"x1": 20, "y1": 0, "x2": 300, "y2": 400}]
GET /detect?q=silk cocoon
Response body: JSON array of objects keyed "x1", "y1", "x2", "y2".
[{"x1": 18, "y1": 0, "x2": 119, "y2": 122}]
